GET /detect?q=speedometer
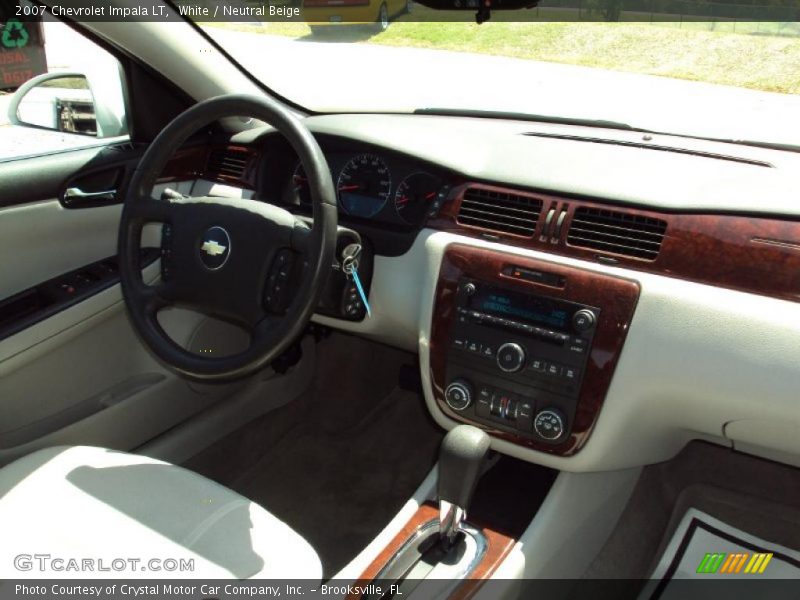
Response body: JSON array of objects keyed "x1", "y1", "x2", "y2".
[{"x1": 337, "y1": 154, "x2": 392, "y2": 218}]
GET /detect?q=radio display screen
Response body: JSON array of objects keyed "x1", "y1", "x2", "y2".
[{"x1": 469, "y1": 287, "x2": 570, "y2": 330}]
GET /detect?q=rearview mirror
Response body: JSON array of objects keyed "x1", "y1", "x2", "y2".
[
  {"x1": 411, "y1": 0, "x2": 540, "y2": 23},
  {"x1": 415, "y1": 0, "x2": 539, "y2": 7}
]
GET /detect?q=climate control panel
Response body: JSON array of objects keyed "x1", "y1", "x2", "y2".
[{"x1": 443, "y1": 279, "x2": 599, "y2": 444}]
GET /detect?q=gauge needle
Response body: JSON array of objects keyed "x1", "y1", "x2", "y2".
[
  {"x1": 396, "y1": 196, "x2": 409, "y2": 206},
  {"x1": 425, "y1": 192, "x2": 437, "y2": 200},
  {"x1": 338, "y1": 184, "x2": 361, "y2": 191}
]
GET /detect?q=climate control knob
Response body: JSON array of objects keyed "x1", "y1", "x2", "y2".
[
  {"x1": 444, "y1": 379, "x2": 473, "y2": 412},
  {"x1": 533, "y1": 408, "x2": 567, "y2": 441},
  {"x1": 496, "y1": 343, "x2": 526, "y2": 373}
]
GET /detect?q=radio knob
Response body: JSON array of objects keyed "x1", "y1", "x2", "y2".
[
  {"x1": 462, "y1": 282, "x2": 477, "y2": 296},
  {"x1": 444, "y1": 379, "x2": 473, "y2": 412},
  {"x1": 533, "y1": 408, "x2": 567, "y2": 441},
  {"x1": 572, "y1": 309, "x2": 596, "y2": 332},
  {"x1": 496, "y1": 342, "x2": 526, "y2": 373}
]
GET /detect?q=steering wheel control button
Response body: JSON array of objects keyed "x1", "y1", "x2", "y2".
[
  {"x1": 534, "y1": 409, "x2": 567, "y2": 441},
  {"x1": 264, "y1": 249, "x2": 296, "y2": 312},
  {"x1": 496, "y1": 342, "x2": 526, "y2": 373},
  {"x1": 572, "y1": 309, "x2": 596, "y2": 332},
  {"x1": 161, "y1": 224, "x2": 174, "y2": 281},
  {"x1": 444, "y1": 380, "x2": 473, "y2": 412},
  {"x1": 198, "y1": 226, "x2": 231, "y2": 271}
]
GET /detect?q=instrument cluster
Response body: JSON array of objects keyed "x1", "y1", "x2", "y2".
[{"x1": 276, "y1": 148, "x2": 451, "y2": 229}]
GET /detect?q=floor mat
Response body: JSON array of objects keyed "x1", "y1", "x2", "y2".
[
  {"x1": 640, "y1": 509, "x2": 800, "y2": 600},
  {"x1": 231, "y1": 386, "x2": 441, "y2": 578},
  {"x1": 184, "y1": 333, "x2": 443, "y2": 579},
  {"x1": 582, "y1": 442, "x2": 800, "y2": 581}
]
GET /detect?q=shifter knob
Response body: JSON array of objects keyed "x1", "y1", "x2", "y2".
[{"x1": 438, "y1": 424, "x2": 491, "y2": 545}]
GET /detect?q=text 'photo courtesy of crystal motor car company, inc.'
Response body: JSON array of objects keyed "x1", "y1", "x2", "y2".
[{"x1": 1, "y1": 1, "x2": 800, "y2": 599}]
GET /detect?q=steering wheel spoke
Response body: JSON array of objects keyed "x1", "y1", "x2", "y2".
[
  {"x1": 128, "y1": 196, "x2": 174, "y2": 223},
  {"x1": 140, "y1": 281, "x2": 174, "y2": 314}
]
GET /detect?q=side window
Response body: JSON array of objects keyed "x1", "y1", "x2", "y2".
[{"x1": 0, "y1": 5, "x2": 128, "y2": 161}]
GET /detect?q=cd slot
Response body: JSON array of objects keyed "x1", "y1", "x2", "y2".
[
  {"x1": 502, "y1": 264, "x2": 565, "y2": 288},
  {"x1": 457, "y1": 308, "x2": 569, "y2": 346}
]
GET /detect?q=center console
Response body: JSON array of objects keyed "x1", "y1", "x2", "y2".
[{"x1": 429, "y1": 244, "x2": 640, "y2": 456}]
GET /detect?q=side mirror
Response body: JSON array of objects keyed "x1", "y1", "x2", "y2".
[
  {"x1": 7, "y1": 60, "x2": 128, "y2": 139},
  {"x1": 8, "y1": 72, "x2": 98, "y2": 137}
]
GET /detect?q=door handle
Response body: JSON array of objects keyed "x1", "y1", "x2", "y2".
[{"x1": 63, "y1": 187, "x2": 117, "y2": 205}]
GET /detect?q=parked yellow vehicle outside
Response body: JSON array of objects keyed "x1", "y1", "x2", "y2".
[{"x1": 302, "y1": 0, "x2": 411, "y2": 32}]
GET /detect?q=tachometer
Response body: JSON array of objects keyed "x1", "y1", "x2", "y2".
[
  {"x1": 394, "y1": 172, "x2": 441, "y2": 226},
  {"x1": 282, "y1": 162, "x2": 311, "y2": 207},
  {"x1": 337, "y1": 154, "x2": 392, "y2": 218}
]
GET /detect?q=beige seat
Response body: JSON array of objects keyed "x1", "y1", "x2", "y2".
[{"x1": 0, "y1": 446, "x2": 322, "y2": 579}]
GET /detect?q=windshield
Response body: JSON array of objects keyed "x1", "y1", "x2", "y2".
[{"x1": 196, "y1": 10, "x2": 800, "y2": 148}]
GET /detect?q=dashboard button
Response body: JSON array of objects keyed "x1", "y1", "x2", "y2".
[
  {"x1": 573, "y1": 309, "x2": 596, "y2": 332},
  {"x1": 568, "y1": 337, "x2": 588, "y2": 353},
  {"x1": 504, "y1": 397, "x2": 519, "y2": 420},
  {"x1": 530, "y1": 358, "x2": 546, "y2": 372},
  {"x1": 516, "y1": 400, "x2": 535, "y2": 432},
  {"x1": 490, "y1": 392, "x2": 514, "y2": 419},
  {"x1": 546, "y1": 363, "x2": 563, "y2": 377},
  {"x1": 497, "y1": 343, "x2": 526, "y2": 373},
  {"x1": 462, "y1": 282, "x2": 477, "y2": 296},
  {"x1": 476, "y1": 385, "x2": 493, "y2": 418}
]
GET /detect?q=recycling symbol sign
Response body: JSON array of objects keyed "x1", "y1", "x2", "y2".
[{"x1": 2, "y1": 19, "x2": 30, "y2": 49}]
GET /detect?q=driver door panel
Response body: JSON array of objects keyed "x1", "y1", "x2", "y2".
[{"x1": 0, "y1": 148, "x2": 247, "y2": 466}]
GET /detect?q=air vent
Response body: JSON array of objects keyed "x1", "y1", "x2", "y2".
[
  {"x1": 567, "y1": 206, "x2": 667, "y2": 260},
  {"x1": 206, "y1": 147, "x2": 250, "y2": 180},
  {"x1": 456, "y1": 187, "x2": 542, "y2": 237}
]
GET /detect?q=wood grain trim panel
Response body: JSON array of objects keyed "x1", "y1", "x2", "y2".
[
  {"x1": 429, "y1": 183, "x2": 800, "y2": 303},
  {"x1": 430, "y1": 244, "x2": 640, "y2": 456},
  {"x1": 348, "y1": 503, "x2": 515, "y2": 600},
  {"x1": 159, "y1": 145, "x2": 208, "y2": 183},
  {"x1": 160, "y1": 144, "x2": 260, "y2": 189}
]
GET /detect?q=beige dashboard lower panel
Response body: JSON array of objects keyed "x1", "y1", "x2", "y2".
[{"x1": 311, "y1": 229, "x2": 800, "y2": 471}]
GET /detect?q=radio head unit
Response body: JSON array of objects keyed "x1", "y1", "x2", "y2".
[
  {"x1": 430, "y1": 245, "x2": 640, "y2": 456},
  {"x1": 446, "y1": 278, "x2": 599, "y2": 445}
]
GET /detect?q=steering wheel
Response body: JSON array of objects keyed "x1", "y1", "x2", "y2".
[{"x1": 118, "y1": 95, "x2": 337, "y2": 381}]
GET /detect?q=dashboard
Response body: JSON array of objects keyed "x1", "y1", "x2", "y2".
[{"x1": 159, "y1": 113, "x2": 800, "y2": 471}]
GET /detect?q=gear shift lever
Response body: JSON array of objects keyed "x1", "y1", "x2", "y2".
[{"x1": 437, "y1": 424, "x2": 490, "y2": 547}]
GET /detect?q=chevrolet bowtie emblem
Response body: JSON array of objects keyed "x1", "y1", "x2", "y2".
[{"x1": 201, "y1": 240, "x2": 227, "y2": 257}]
